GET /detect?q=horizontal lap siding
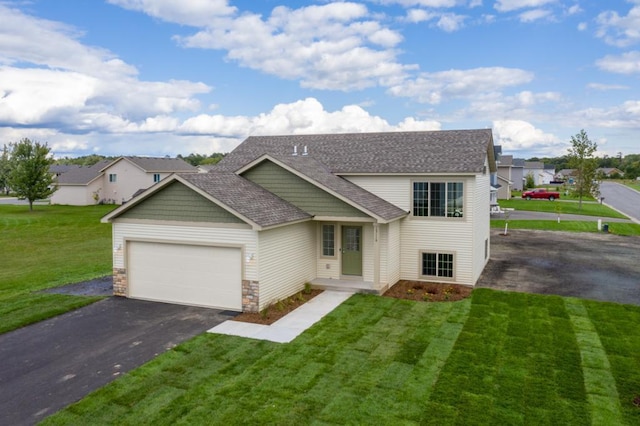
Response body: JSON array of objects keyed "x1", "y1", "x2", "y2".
[
  {"x1": 344, "y1": 176, "x2": 411, "y2": 210},
  {"x1": 386, "y1": 221, "x2": 401, "y2": 285},
  {"x1": 473, "y1": 168, "x2": 491, "y2": 283},
  {"x1": 258, "y1": 222, "x2": 316, "y2": 310},
  {"x1": 112, "y1": 222, "x2": 259, "y2": 281}
]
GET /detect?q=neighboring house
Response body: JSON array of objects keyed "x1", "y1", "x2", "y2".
[
  {"x1": 496, "y1": 154, "x2": 514, "y2": 199},
  {"x1": 557, "y1": 169, "x2": 576, "y2": 180},
  {"x1": 51, "y1": 157, "x2": 197, "y2": 205},
  {"x1": 512, "y1": 158, "x2": 525, "y2": 191},
  {"x1": 523, "y1": 161, "x2": 554, "y2": 186},
  {"x1": 102, "y1": 130, "x2": 497, "y2": 312},
  {"x1": 597, "y1": 168, "x2": 624, "y2": 178}
]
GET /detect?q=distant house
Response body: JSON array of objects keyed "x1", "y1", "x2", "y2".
[
  {"x1": 524, "y1": 161, "x2": 554, "y2": 186},
  {"x1": 51, "y1": 157, "x2": 197, "y2": 205},
  {"x1": 102, "y1": 129, "x2": 497, "y2": 312},
  {"x1": 597, "y1": 168, "x2": 624, "y2": 178},
  {"x1": 512, "y1": 158, "x2": 525, "y2": 191},
  {"x1": 496, "y1": 154, "x2": 514, "y2": 199}
]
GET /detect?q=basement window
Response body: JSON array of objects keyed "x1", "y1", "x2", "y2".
[{"x1": 420, "y1": 251, "x2": 455, "y2": 279}]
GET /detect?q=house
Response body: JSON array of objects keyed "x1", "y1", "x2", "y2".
[
  {"x1": 524, "y1": 161, "x2": 555, "y2": 186},
  {"x1": 496, "y1": 154, "x2": 514, "y2": 199},
  {"x1": 512, "y1": 158, "x2": 525, "y2": 190},
  {"x1": 597, "y1": 167, "x2": 624, "y2": 178},
  {"x1": 51, "y1": 157, "x2": 197, "y2": 205},
  {"x1": 102, "y1": 129, "x2": 497, "y2": 312}
]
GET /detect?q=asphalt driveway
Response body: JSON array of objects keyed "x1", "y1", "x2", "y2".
[
  {"x1": 477, "y1": 229, "x2": 640, "y2": 305},
  {"x1": 0, "y1": 297, "x2": 236, "y2": 426}
]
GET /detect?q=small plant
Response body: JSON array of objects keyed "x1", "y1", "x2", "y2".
[
  {"x1": 406, "y1": 288, "x2": 415, "y2": 295},
  {"x1": 260, "y1": 305, "x2": 270, "y2": 320},
  {"x1": 303, "y1": 282, "x2": 312, "y2": 294},
  {"x1": 423, "y1": 293, "x2": 432, "y2": 302},
  {"x1": 276, "y1": 299, "x2": 286, "y2": 311},
  {"x1": 297, "y1": 291, "x2": 305, "y2": 302}
]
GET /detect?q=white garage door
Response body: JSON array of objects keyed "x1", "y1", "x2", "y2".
[{"x1": 127, "y1": 241, "x2": 242, "y2": 311}]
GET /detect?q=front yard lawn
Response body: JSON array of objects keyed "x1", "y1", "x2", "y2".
[
  {"x1": 499, "y1": 199, "x2": 627, "y2": 218},
  {"x1": 43, "y1": 290, "x2": 640, "y2": 425},
  {"x1": 0, "y1": 204, "x2": 114, "y2": 333}
]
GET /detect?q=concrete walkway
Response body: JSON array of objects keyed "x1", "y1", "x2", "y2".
[{"x1": 208, "y1": 290, "x2": 354, "y2": 343}]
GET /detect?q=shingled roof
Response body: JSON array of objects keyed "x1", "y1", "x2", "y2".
[
  {"x1": 107, "y1": 157, "x2": 197, "y2": 173},
  {"x1": 55, "y1": 160, "x2": 112, "y2": 185},
  {"x1": 216, "y1": 129, "x2": 494, "y2": 174}
]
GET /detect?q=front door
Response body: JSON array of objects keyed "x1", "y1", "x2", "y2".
[{"x1": 341, "y1": 226, "x2": 362, "y2": 276}]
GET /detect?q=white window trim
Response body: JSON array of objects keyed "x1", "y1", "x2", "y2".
[
  {"x1": 419, "y1": 250, "x2": 456, "y2": 281},
  {"x1": 319, "y1": 223, "x2": 337, "y2": 259},
  {"x1": 410, "y1": 179, "x2": 465, "y2": 220}
]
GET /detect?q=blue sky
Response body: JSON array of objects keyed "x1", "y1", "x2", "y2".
[{"x1": 1, "y1": 0, "x2": 639, "y2": 159}]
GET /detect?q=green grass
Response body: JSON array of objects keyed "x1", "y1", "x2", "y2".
[
  {"x1": 0, "y1": 204, "x2": 115, "y2": 332},
  {"x1": 498, "y1": 199, "x2": 627, "y2": 218},
  {"x1": 622, "y1": 181, "x2": 640, "y2": 192},
  {"x1": 42, "y1": 291, "x2": 640, "y2": 425},
  {"x1": 491, "y1": 220, "x2": 640, "y2": 236}
]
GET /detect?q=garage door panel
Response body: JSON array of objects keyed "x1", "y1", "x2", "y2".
[{"x1": 128, "y1": 241, "x2": 242, "y2": 310}]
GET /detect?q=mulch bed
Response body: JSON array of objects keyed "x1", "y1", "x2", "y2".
[
  {"x1": 383, "y1": 280, "x2": 472, "y2": 302},
  {"x1": 233, "y1": 289, "x2": 323, "y2": 325}
]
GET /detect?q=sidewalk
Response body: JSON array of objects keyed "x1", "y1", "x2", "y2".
[{"x1": 208, "y1": 290, "x2": 354, "y2": 343}]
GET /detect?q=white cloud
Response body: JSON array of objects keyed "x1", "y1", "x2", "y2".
[
  {"x1": 179, "y1": 97, "x2": 441, "y2": 136},
  {"x1": 596, "y1": 5, "x2": 640, "y2": 47},
  {"x1": 0, "y1": 5, "x2": 211, "y2": 133},
  {"x1": 493, "y1": 120, "x2": 561, "y2": 152},
  {"x1": 107, "y1": 0, "x2": 236, "y2": 26},
  {"x1": 518, "y1": 9, "x2": 552, "y2": 22},
  {"x1": 571, "y1": 101, "x2": 640, "y2": 129},
  {"x1": 387, "y1": 67, "x2": 534, "y2": 103},
  {"x1": 406, "y1": 9, "x2": 436, "y2": 23},
  {"x1": 596, "y1": 51, "x2": 640, "y2": 74},
  {"x1": 577, "y1": 22, "x2": 587, "y2": 31},
  {"x1": 494, "y1": 0, "x2": 557, "y2": 13},
  {"x1": 113, "y1": 2, "x2": 412, "y2": 91},
  {"x1": 587, "y1": 83, "x2": 630, "y2": 91},
  {"x1": 436, "y1": 13, "x2": 466, "y2": 31},
  {"x1": 379, "y1": 0, "x2": 459, "y2": 7}
]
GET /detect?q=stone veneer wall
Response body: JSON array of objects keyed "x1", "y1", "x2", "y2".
[
  {"x1": 113, "y1": 268, "x2": 127, "y2": 296},
  {"x1": 242, "y1": 280, "x2": 260, "y2": 312}
]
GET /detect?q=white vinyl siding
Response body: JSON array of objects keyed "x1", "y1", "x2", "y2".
[
  {"x1": 51, "y1": 179, "x2": 102, "y2": 206},
  {"x1": 258, "y1": 222, "x2": 315, "y2": 311},
  {"x1": 384, "y1": 220, "x2": 401, "y2": 286},
  {"x1": 343, "y1": 173, "x2": 484, "y2": 286},
  {"x1": 472, "y1": 158, "x2": 491, "y2": 283},
  {"x1": 112, "y1": 221, "x2": 259, "y2": 281}
]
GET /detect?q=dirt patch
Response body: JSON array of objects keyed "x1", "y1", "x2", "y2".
[
  {"x1": 41, "y1": 276, "x2": 113, "y2": 297},
  {"x1": 383, "y1": 280, "x2": 472, "y2": 302},
  {"x1": 233, "y1": 289, "x2": 323, "y2": 325}
]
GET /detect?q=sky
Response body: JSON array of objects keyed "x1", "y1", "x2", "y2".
[{"x1": 1, "y1": 0, "x2": 640, "y2": 160}]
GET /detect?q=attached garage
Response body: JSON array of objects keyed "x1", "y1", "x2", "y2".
[{"x1": 127, "y1": 241, "x2": 242, "y2": 311}]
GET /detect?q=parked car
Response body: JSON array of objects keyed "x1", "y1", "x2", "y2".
[{"x1": 522, "y1": 188, "x2": 560, "y2": 200}]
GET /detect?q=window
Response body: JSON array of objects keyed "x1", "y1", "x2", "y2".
[
  {"x1": 321, "y1": 224, "x2": 335, "y2": 257},
  {"x1": 413, "y1": 181, "x2": 464, "y2": 217},
  {"x1": 109, "y1": 173, "x2": 117, "y2": 183},
  {"x1": 153, "y1": 173, "x2": 161, "y2": 183},
  {"x1": 421, "y1": 252, "x2": 454, "y2": 279}
]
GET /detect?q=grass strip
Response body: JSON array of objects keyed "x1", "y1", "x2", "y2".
[
  {"x1": 564, "y1": 298, "x2": 624, "y2": 425},
  {"x1": 499, "y1": 199, "x2": 627, "y2": 218},
  {"x1": 583, "y1": 300, "x2": 640, "y2": 425},
  {"x1": 490, "y1": 220, "x2": 640, "y2": 236}
]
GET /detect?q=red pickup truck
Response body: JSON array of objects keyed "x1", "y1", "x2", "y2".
[{"x1": 522, "y1": 188, "x2": 560, "y2": 200}]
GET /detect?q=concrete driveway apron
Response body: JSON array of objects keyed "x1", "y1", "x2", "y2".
[{"x1": 0, "y1": 297, "x2": 235, "y2": 426}]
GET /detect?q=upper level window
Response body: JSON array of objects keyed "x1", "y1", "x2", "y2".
[
  {"x1": 321, "y1": 224, "x2": 335, "y2": 257},
  {"x1": 413, "y1": 181, "x2": 464, "y2": 217},
  {"x1": 109, "y1": 174, "x2": 117, "y2": 183},
  {"x1": 153, "y1": 173, "x2": 161, "y2": 183}
]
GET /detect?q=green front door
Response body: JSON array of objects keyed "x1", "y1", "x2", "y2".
[{"x1": 341, "y1": 226, "x2": 362, "y2": 276}]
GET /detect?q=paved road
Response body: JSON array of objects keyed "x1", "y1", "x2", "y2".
[
  {"x1": 600, "y1": 181, "x2": 640, "y2": 223},
  {"x1": 0, "y1": 298, "x2": 236, "y2": 426},
  {"x1": 478, "y1": 229, "x2": 640, "y2": 305}
]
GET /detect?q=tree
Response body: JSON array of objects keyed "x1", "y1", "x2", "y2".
[
  {"x1": 7, "y1": 138, "x2": 57, "y2": 211},
  {"x1": 524, "y1": 172, "x2": 535, "y2": 189},
  {"x1": 567, "y1": 129, "x2": 598, "y2": 209},
  {"x1": 0, "y1": 144, "x2": 10, "y2": 195}
]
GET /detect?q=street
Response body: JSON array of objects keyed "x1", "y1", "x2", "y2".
[{"x1": 599, "y1": 181, "x2": 640, "y2": 223}]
